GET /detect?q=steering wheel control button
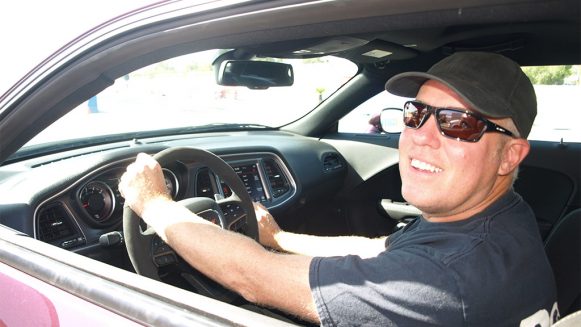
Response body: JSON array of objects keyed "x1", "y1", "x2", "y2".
[
  {"x1": 154, "y1": 254, "x2": 177, "y2": 267},
  {"x1": 154, "y1": 244, "x2": 172, "y2": 255},
  {"x1": 229, "y1": 217, "x2": 247, "y2": 233},
  {"x1": 152, "y1": 237, "x2": 177, "y2": 267},
  {"x1": 221, "y1": 203, "x2": 245, "y2": 220},
  {"x1": 152, "y1": 237, "x2": 172, "y2": 253}
]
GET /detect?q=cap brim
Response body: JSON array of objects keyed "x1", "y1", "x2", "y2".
[
  {"x1": 385, "y1": 71, "x2": 504, "y2": 120},
  {"x1": 384, "y1": 72, "x2": 432, "y2": 98}
]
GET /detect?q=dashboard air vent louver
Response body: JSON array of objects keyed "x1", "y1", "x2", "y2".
[
  {"x1": 322, "y1": 152, "x2": 344, "y2": 173},
  {"x1": 37, "y1": 204, "x2": 78, "y2": 244},
  {"x1": 196, "y1": 168, "x2": 215, "y2": 199},
  {"x1": 263, "y1": 159, "x2": 290, "y2": 198}
]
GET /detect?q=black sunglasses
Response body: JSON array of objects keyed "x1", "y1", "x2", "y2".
[{"x1": 403, "y1": 100, "x2": 515, "y2": 142}]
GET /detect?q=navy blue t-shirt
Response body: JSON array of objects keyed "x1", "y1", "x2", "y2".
[{"x1": 309, "y1": 190, "x2": 558, "y2": 326}]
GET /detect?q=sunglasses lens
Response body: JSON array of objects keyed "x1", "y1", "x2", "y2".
[
  {"x1": 403, "y1": 101, "x2": 428, "y2": 128},
  {"x1": 437, "y1": 110, "x2": 486, "y2": 141},
  {"x1": 404, "y1": 101, "x2": 492, "y2": 142}
]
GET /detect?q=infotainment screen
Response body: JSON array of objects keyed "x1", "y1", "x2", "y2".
[{"x1": 221, "y1": 162, "x2": 267, "y2": 202}]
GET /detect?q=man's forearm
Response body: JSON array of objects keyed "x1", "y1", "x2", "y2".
[
  {"x1": 273, "y1": 231, "x2": 387, "y2": 259},
  {"x1": 140, "y1": 197, "x2": 211, "y2": 241},
  {"x1": 142, "y1": 199, "x2": 320, "y2": 322}
]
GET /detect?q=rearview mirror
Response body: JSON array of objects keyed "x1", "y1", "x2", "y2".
[
  {"x1": 380, "y1": 108, "x2": 405, "y2": 133},
  {"x1": 217, "y1": 60, "x2": 294, "y2": 89}
]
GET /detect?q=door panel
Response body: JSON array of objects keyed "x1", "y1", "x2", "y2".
[{"x1": 319, "y1": 133, "x2": 403, "y2": 237}]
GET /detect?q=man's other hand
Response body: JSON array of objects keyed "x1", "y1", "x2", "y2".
[{"x1": 253, "y1": 202, "x2": 282, "y2": 250}]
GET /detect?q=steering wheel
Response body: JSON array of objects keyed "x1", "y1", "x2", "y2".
[{"x1": 123, "y1": 147, "x2": 258, "y2": 299}]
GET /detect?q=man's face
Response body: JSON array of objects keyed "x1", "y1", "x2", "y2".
[{"x1": 398, "y1": 80, "x2": 510, "y2": 220}]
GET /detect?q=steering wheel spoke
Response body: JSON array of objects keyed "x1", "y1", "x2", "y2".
[
  {"x1": 140, "y1": 224, "x2": 157, "y2": 236},
  {"x1": 178, "y1": 197, "x2": 226, "y2": 228},
  {"x1": 216, "y1": 199, "x2": 247, "y2": 231}
]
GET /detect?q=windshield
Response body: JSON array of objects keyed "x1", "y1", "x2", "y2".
[{"x1": 25, "y1": 50, "x2": 357, "y2": 148}]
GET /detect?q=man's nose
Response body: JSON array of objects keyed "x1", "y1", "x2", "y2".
[{"x1": 409, "y1": 115, "x2": 442, "y2": 148}]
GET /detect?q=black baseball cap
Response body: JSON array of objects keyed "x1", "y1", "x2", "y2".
[{"x1": 385, "y1": 52, "x2": 537, "y2": 138}]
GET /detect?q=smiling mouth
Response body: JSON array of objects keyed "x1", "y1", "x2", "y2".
[{"x1": 411, "y1": 158, "x2": 443, "y2": 173}]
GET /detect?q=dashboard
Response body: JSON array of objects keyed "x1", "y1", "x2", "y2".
[
  {"x1": 0, "y1": 131, "x2": 346, "y2": 260},
  {"x1": 35, "y1": 152, "x2": 296, "y2": 250}
]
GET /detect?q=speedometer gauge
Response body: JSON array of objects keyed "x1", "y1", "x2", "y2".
[{"x1": 79, "y1": 181, "x2": 115, "y2": 222}]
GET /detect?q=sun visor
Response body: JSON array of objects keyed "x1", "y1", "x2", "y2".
[{"x1": 337, "y1": 40, "x2": 418, "y2": 63}]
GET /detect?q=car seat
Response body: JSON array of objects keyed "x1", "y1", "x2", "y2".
[
  {"x1": 544, "y1": 208, "x2": 581, "y2": 316},
  {"x1": 553, "y1": 310, "x2": 581, "y2": 326}
]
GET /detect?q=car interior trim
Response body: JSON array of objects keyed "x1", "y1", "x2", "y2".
[{"x1": 0, "y1": 225, "x2": 292, "y2": 326}]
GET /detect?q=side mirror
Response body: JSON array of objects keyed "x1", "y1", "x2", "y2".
[
  {"x1": 380, "y1": 108, "x2": 405, "y2": 133},
  {"x1": 216, "y1": 60, "x2": 294, "y2": 89}
]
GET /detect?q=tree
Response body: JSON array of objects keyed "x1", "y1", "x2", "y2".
[{"x1": 522, "y1": 65, "x2": 573, "y2": 85}]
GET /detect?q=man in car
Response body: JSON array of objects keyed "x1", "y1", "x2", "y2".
[{"x1": 119, "y1": 52, "x2": 558, "y2": 326}]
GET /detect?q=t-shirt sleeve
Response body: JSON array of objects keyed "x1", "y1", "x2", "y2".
[{"x1": 309, "y1": 250, "x2": 464, "y2": 326}]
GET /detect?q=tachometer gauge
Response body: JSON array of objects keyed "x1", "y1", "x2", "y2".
[
  {"x1": 79, "y1": 181, "x2": 115, "y2": 222},
  {"x1": 162, "y1": 168, "x2": 179, "y2": 199}
]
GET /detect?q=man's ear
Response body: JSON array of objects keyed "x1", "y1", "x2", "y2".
[{"x1": 498, "y1": 138, "x2": 530, "y2": 176}]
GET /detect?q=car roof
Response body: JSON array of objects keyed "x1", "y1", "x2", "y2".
[{"x1": 237, "y1": 0, "x2": 580, "y2": 67}]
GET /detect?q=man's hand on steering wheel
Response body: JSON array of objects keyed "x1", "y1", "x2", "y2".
[{"x1": 119, "y1": 152, "x2": 170, "y2": 217}]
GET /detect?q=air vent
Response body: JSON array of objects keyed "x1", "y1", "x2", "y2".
[
  {"x1": 322, "y1": 152, "x2": 344, "y2": 173},
  {"x1": 37, "y1": 203, "x2": 82, "y2": 248},
  {"x1": 263, "y1": 159, "x2": 290, "y2": 198},
  {"x1": 196, "y1": 168, "x2": 215, "y2": 199}
]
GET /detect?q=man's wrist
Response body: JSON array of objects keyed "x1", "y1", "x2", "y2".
[
  {"x1": 272, "y1": 230, "x2": 289, "y2": 252},
  {"x1": 140, "y1": 196, "x2": 198, "y2": 241},
  {"x1": 140, "y1": 195, "x2": 172, "y2": 219}
]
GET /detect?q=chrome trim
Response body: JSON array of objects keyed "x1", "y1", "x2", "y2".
[
  {"x1": 161, "y1": 168, "x2": 180, "y2": 199},
  {"x1": 197, "y1": 209, "x2": 226, "y2": 229},
  {"x1": 78, "y1": 180, "x2": 116, "y2": 223},
  {"x1": 226, "y1": 214, "x2": 247, "y2": 232},
  {"x1": 256, "y1": 159, "x2": 271, "y2": 200},
  {"x1": 33, "y1": 158, "x2": 134, "y2": 241},
  {"x1": 33, "y1": 201, "x2": 87, "y2": 244},
  {"x1": 220, "y1": 152, "x2": 297, "y2": 210}
]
